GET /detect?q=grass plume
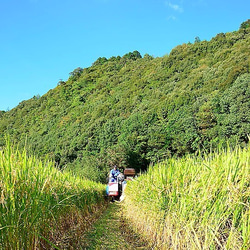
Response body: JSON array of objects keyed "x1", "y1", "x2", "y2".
[
  {"x1": 123, "y1": 145, "x2": 250, "y2": 249},
  {"x1": 0, "y1": 140, "x2": 106, "y2": 249}
]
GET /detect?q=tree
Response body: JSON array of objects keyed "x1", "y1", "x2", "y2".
[
  {"x1": 240, "y1": 19, "x2": 250, "y2": 29},
  {"x1": 195, "y1": 36, "x2": 201, "y2": 43},
  {"x1": 92, "y1": 57, "x2": 108, "y2": 66},
  {"x1": 57, "y1": 79, "x2": 66, "y2": 86},
  {"x1": 143, "y1": 53, "x2": 154, "y2": 60},
  {"x1": 122, "y1": 51, "x2": 142, "y2": 61},
  {"x1": 69, "y1": 67, "x2": 83, "y2": 80}
]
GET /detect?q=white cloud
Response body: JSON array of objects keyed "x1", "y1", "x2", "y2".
[
  {"x1": 166, "y1": 1, "x2": 183, "y2": 13},
  {"x1": 167, "y1": 15, "x2": 177, "y2": 21}
]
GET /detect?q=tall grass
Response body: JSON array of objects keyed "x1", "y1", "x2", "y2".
[
  {"x1": 0, "y1": 141, "x2": 106, "y2": 249},
  {"x1": 123, "y1": 145, "x2": 250, "y2": 249}
]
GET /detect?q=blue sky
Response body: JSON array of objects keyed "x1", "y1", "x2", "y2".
[{"x1": 0, "y1": 0, "x2": 249, "y2": 111}]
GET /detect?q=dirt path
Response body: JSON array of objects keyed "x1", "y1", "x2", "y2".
[{"x1": 81, "y1": 202, "x2": 148, "y2": 249}]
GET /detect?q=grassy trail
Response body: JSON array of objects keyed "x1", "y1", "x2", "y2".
[{"x1": 81, "y1": 202, "x2": 147, "y2": 249}]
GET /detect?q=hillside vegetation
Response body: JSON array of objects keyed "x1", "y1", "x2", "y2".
[
  {"x1": 123, "y1": 144, "x2": 250, "y2": 249},
  {"x1": 0, "y1": 20, "x2": 249, "y2": 181}
]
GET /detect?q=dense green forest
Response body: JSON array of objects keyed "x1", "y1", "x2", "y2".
[{"x1": 0, "y1": 20, "x2": 249, "y2": 182}]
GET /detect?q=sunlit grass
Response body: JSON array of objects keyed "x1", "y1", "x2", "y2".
[
  {"x1": 0, "y1": 140, "x2": 106, "y2": 249},
  {"x1": 123, "y1": 145, "x2": 250, "y2": 249}
]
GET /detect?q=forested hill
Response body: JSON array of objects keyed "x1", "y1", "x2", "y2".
[{"x1": 0, "y1": 20, "x2": 250, "y2": 182}]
